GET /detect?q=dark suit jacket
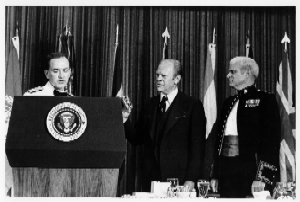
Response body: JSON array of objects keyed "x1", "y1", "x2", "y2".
[
  {"x1": 124, "y1": 91, "x2": 206, "y2": 184},
  {"x1": 211, "y1": 86, "x2": 281, "y2": 181}
]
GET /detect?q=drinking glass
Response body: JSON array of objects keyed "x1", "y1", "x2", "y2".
[
  {"x1": 167, "y1": 178, "x2": 179, "y2": 188},
  {"x1": 197, "y1": 179, "x2": 210, "y2": 198},
  {"x1": 273, "y1": 182, "x2": 285, "y2": 199}
]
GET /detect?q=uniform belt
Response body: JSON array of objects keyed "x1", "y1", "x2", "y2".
[{"x1": 221, "y1": 135, "x2": 239, "y2": 157}]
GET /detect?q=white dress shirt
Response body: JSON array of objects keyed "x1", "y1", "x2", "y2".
[
  {"x1": 224, "y1": 100, "x2": 239, "y2": 136},
  {"x1": 160, "y1": 87, "x2": 178, "y2": 112}
]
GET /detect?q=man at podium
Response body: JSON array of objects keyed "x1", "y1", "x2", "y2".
[
  {"x1": 6, "y1": 52, "x2": 126, "y2": 196},
  {"x1": 122, "y1": 59, "x2": 207, "y2": 192},
  {"x1": 6, "y1": 52, "x2": 72, "y2": 196},
  {"x1": 24, "y1": 53, "x2": 72, "y2": 96}
]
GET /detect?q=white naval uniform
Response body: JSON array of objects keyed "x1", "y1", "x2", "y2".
[{"x1": 24, "y1": 81, "x2": 65, "y2": 96}]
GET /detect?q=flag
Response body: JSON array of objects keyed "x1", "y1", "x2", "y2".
[
  {"x1": 162, "y1": 27, "x2": 170, "y2": 59},
  {"x1": 203, "y1": 42, "x2": 217, "y2": 139},
  {"x1": 5, "y1": 34, "x2": 22, "y2": 132},
  {"x1": 5, "y1": 34, "x2": 22, "y2": 196},
  {"x1": 112, "y1": 25, "x2": 123, "y2": 97},
  {"x1": 202, "y1": 38, "x2": 218, "y2": 180},
  {"x1": 276, "y1": 44, "x2": 296, "y2": 182},
  {"x1": 57, "y1": 25, "x2": 76, "y2": 95},
  {"x1": 5, "y1": 36, "x2": 22, "y2": 98}
]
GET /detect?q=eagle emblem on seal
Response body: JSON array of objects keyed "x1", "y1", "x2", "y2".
[{"x1": 57, "y1": 112, "x2": 77, "y2": 133}]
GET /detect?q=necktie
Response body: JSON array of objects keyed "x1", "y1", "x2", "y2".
[
  {"x1": 53, "y1": 90, "x2": 68, "y2": 96},
  {"x1": 159, "y1": 96, "x2": 168, "y2": 112}
]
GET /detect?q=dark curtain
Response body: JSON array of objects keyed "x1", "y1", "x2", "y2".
[{"x1": 5, "y1": 6, "x2": 296, "y2": 195}]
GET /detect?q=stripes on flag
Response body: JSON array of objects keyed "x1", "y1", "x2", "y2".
[
  {"x1": 276, "y1": 50, "x2": 296, "y2": 182},
  {"x1": 203, "y1": 43, "x2": 217, "y2": 139}
]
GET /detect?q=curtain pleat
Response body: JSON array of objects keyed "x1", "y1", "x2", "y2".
[{"x1": 5, "y1": 6, "x2": 295, "y2": 196}]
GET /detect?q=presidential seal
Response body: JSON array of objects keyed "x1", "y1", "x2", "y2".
[{"x1": 46, "y1": 102, "x2": 87, "y2": 142}]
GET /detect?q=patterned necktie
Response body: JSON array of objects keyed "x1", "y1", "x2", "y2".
[
  {"x1": 53, "y1": 90, "x2": 68, "y2": 96},
  {"x1": 159, "y1": 96, "x2": 168, "y2": 113}
]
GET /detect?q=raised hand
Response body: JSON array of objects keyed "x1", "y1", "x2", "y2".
[{"x1": 121, "y1": 96, "x2": 133, "y2": 123}]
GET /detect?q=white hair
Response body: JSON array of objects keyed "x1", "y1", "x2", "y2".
[{"x1": 230, "y1": 56, "x2": 259, "y2": 78}]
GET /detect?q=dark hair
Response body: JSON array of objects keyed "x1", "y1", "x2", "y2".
[{"x1": 44, "y1": 53, "x2": 69, "y2": 70}]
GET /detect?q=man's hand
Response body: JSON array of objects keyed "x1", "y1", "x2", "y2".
[
  {"x1": 210, "y1": 179, "x2": 218, "y2": 192},
  {"x1": 121, "y1": 96, "x2": 132, "y2": 123},
  {"x1": 122, "y1": 110, "x2": 131, "y2": 123},
  {"x1": 183, "y1": 181, "x2": 195, "y2": 191}
]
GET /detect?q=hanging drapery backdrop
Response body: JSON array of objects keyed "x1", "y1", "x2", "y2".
[{"x1": 5, "y1": 6, "x2": 296, "y2": 195}]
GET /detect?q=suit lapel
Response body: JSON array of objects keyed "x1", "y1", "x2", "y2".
[{"x1": 163, "y1": 92, "x2": 186, "y2": 136}]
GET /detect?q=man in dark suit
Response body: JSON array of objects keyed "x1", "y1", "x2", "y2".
[
  {"x1": 122, "y1": 59, "x2": 206, "y2": 192},
  {"x1": 209, "y1": 56, "x2": 281, "y2": 198}
]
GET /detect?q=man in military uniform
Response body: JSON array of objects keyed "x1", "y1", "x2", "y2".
[
  {"x1": 209, "y1": 57, "x2": 281, "y2": 197},
  {"x1": 24, "y1": 53, "x2": 71, "y2": 96}
]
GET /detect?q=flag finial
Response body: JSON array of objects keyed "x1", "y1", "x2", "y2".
[
  {"x1": 281, "y1": 32, "x2": 290, "y2": 51},
  {"x1": 162, "y1": 27, "x2": 170, "y2": 44}
]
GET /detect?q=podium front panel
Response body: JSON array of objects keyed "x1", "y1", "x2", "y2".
[{"x1": 6, "y1": 96, "x2": 126, "y2": 169}]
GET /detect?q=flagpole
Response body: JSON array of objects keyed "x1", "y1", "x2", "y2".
[
  {"x1": 112, "y1": 24, "x2": 124, "y2": 97},
  {"x1": 114, "y1": 24, "x2": 119, "y2": 59},
  {"x1": 212, "y1": 28, "x2": 215, "y2": 44},
  {"x1": 246, "y1": 30, "x2": 250, "y2": 58},
  {"x1": 112, "y1": 24, "x2": 119, "y2": 93},
  {"x1": 15, "y1": 21, "x2": 19, "y2": 37}
]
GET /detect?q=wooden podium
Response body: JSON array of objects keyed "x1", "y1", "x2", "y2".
[{"x1": 6, "y1": 97, "x2": 126, "y2": 197}]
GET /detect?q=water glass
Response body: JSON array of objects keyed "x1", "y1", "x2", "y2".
[
  {"x1": 197, "y1": 179, "x2": 210, "y2": 198},
  {"x1": 167, "y1": 178, "x2": 179, "y2": 188}
]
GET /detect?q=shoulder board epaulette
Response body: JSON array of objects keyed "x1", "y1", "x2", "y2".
[{"x1": 27, "y1": 86, "x2": 44, "y2": 93}]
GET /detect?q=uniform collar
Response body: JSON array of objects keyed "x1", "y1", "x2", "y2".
[
  {"x1": 45, "y1": 81, "x2": 68, "y2": 92},
  {"x1": 45, "y1": 81, "x2": 56, "y2": 91},
  {"x1": 45, "y1": 81, "x2": 69, "y2": 96},
  {"x1": 237, "y1": 85, "x2": 257, "y2": 97}
]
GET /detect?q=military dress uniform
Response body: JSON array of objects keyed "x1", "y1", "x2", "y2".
[
  {"x1": 212, "y1": 85, "x2": 281, "y2": 198},
  {"x1": 24, "y1": 81, "x2": 71, "y2": 96}
]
